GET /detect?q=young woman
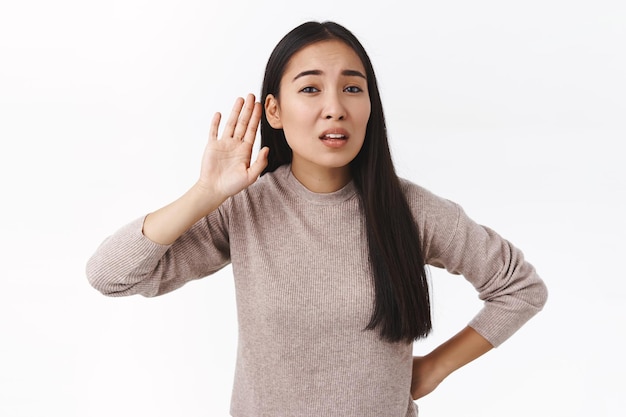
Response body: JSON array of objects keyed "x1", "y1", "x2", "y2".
[{"x1": 87, "y1": 21, "x2": 548, "y2": 416}]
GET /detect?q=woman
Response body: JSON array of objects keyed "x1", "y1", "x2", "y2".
[{"x1": 87, "y1": 21, "x2": 548, "y2": 416}]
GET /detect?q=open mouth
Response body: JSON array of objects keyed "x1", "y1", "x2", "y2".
[
  {"x1": 320, "y1": 133, "x2": 347, "y2": 140},
  {"x1": 319, "y1": 132, "x2": 349, "y2": 148}
]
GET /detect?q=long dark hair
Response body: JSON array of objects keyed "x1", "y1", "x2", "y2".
[{"x1": 260, "y1": 21, "x2": 431, "y2": 343}]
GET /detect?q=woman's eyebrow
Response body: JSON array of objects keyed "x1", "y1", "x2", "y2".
[
  {"x1": 342, "y1": 69, "x2": 366, "y2": 79},
  {"x1": 292, "y1": 69, "x2": 367, "y2": 81}
]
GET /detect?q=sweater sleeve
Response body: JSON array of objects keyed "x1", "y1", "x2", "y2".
[
  {"x1": 86, "y1": 205, "x2": 231, "y2": 297},
  {"x1": 409, "y1": 183, "x2": 548, "y2": 347}
]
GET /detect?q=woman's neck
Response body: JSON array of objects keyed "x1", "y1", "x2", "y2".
[{"x1": 290, "y1": 161, "x2": 352, "y2": 193}]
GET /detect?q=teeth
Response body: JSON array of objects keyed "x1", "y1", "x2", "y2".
[{"x1": 325, "y1": 134, "x2": 345, "y2": 139}]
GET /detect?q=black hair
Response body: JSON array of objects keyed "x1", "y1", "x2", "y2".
[{"x1": 260, "y1": 21, "x2": 431, "y2": 343}]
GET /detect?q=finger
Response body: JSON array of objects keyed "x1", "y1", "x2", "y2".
[
  {"x1": 233, "y1": 93, "x2": 256, "y2": 141},
  {"x1": 208, "y1": 112, "x2": 221, "y2": 142},
  {"x1": 247, "y1": 146, "x2": 269, "y2": 181},
  {"x1": 223, "y1": 97, "x2": 245, "y2": 138},
  {"x1": 242, "y1": 102, "x2": 262, "y2": 145}
]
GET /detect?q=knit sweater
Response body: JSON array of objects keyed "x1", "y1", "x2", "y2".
[{"x1": 86, "y1": 164, "x2": 547, "y2": 417}]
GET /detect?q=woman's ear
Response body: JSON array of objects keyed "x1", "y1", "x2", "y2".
[{"x1": 264, "y1": 94, "x2": 283, "y2": 129}]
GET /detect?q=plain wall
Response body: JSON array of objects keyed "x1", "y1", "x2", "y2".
[{"x1": 1, "y1": 0, "x2": 624, "y2": 416}]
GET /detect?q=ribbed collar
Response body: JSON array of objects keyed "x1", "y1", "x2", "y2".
[{"x1": 277, "y1": 164, "x2": 357, "y2": 205}]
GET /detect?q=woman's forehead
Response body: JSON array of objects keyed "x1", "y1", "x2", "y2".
[{"x1": 282, "y1": 40, "x2": 365, "y2": 77}]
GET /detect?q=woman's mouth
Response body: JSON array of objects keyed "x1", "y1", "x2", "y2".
[{"x1": 319, "y1": 131, "x2": 349, "y2": 148}]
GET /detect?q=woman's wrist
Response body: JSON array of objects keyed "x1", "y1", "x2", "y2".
[{"x1": 189, "y1": 180, "x2": 229, "y2": 214}]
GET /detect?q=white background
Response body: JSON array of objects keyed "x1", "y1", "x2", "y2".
[{"x1": 1, "y1": 0, "x2": 624, "y2": 416}]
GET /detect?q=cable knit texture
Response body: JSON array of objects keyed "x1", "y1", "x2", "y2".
[{"x1": 86, "y1": 164, "x2": 547, "y2": 417}]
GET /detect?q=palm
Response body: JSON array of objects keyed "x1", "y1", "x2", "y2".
[{"x1": 199, "y1": 95, "x2": 268, "y2": 198}]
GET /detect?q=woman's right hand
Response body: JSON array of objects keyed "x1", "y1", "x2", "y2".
[
  {"x1": 197, "y1": 93, "x2": 269, "y2": 200},
  {"x1": 142, "y1": 94, "x2": 269, "y2": 245}
]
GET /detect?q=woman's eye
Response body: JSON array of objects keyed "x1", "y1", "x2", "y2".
[
  {"x1": 344, "y1": 86, "x2": 363, "y2": 93},
  {"x1": 301, "y1": 86, "x2": 319, "y2": 93}
]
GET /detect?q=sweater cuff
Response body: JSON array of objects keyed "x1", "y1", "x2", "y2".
[{"x1": 468, "y1": 288, "x2": 547, "y2": 347}]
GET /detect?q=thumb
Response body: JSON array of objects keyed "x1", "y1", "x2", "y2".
[{"x1": 247, "y1": 147, "x2": 270, "y2": 182}]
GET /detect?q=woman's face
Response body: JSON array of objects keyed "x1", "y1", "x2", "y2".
[{"x1": 265, "y1": 40, "x2": 371, "y2": 191}]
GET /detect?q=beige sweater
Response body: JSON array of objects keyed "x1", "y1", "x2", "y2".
[{"x1": 87, "y1": 164, "x2": 547, "y2": 417}]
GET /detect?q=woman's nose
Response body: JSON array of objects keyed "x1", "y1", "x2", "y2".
[{"x1": 323, "y1": 93, "x2": 346, "y2": 120}]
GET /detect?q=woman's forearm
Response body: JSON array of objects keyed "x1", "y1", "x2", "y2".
[
  {"x1": 412, "y1": 326, "x2": 493, "y2": 400},
  {"x1": 142, "y1": 182, "x2": 227, "y2": 245},
  {"x1": 429, "y1": 326, "x2": 493, "y2": 377}
]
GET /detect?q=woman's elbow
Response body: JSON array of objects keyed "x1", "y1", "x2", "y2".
[
  {"x1": 85, "y1": 258, "x2": 152, "y2": 297},
  {"x1": 533, "y1": 277, "x2": 549, "y2": 311}
]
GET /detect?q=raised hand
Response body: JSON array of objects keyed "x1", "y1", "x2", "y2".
[
  {"x1": 198, "y1": 93, "x2": 269, "y2": 199},
  {"x1": 142, "y1": 94, "x2": 269, "y2": 245}
]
